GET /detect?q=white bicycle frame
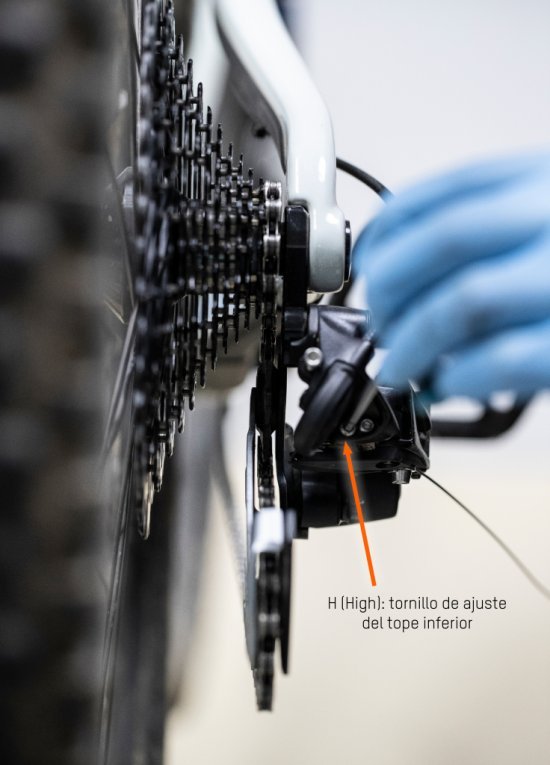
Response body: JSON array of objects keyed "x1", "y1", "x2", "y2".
[{"x1": 189, "y1": 0, "x2": 347, "y2": 294}]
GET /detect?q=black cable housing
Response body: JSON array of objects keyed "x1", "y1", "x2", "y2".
[{"x1": 336, "y1": 157, "x2": 393, "y2": 198}]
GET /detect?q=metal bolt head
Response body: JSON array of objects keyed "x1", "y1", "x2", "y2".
[
  {"x1": 303, "y1": 346, "x2": 323, "y2": 372},
  {"x1": 340, "y1": 423, "x2": 356, "y2": 437},
  {"x1": 359, "y1": 418, "x2": 374, "y2": 434},
  {"x1": 392, "y1": 468, "x2": 411, "y2": 485}
]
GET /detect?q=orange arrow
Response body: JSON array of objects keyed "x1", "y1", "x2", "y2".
[{"x1": 343, "y1": 442, "x2": 377, "y2": 586}]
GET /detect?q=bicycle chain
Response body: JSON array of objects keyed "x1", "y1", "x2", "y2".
[
  {"x1": 134, "y1": 0, "x2": 281, "y2": 537},
  {"x1": 252, "y1": 185, "x2": 285, "y2": 711}
]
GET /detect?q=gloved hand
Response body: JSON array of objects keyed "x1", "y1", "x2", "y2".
[{"x1": 353, "y1": 153, "x2": 550, "y2": 401}]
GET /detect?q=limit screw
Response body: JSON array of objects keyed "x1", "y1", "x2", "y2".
[
  {"x1": 340, "y1": 423, "x2": 356, "y2": 437},
  {"x1": 359, "y1": 418, "x2": 374, "y2": 434}
]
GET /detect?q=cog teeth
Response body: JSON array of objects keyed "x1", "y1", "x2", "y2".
[{"x1": 132, "y1": 0, "x2": 281, "y2": 527}]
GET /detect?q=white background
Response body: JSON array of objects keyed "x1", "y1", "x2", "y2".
[{"x1": 168, "y1": 1, "x2": 550, "y2": 763}]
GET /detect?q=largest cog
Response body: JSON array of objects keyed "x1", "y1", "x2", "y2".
[{"x1": 133, "y1": 0, "x2": 281, "y2": 537}]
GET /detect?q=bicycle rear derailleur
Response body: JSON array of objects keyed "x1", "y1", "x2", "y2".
[{"x1": 245, "y1": 204, "x2": 431, "y2": 709}]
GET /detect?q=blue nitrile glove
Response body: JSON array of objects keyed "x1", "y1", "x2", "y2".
[{"x1": 353, "y1": 153, "x2": 550, "y2": 402}]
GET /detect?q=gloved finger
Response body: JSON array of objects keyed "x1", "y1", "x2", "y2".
[
  {"x1": 353, "y1": 152, "x2": 550, "y2": 257},
  {"x1": 377, "y1": 239, "x2": 550, "y2": 389},
  {"x1": 360, "y1": 170, "x2": 550, "y2": 330},
  {"x1": 430, "y1": 319, "x2": 550, "y2": 401}
]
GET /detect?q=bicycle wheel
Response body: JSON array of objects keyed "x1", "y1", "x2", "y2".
[{"x1": 0, "y1": 1, "x2": 111, "y2": 763}]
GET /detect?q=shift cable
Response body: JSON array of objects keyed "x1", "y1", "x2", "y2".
[{"x1": 422, "y1": 472, "x2": 550, "y2": 601}]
